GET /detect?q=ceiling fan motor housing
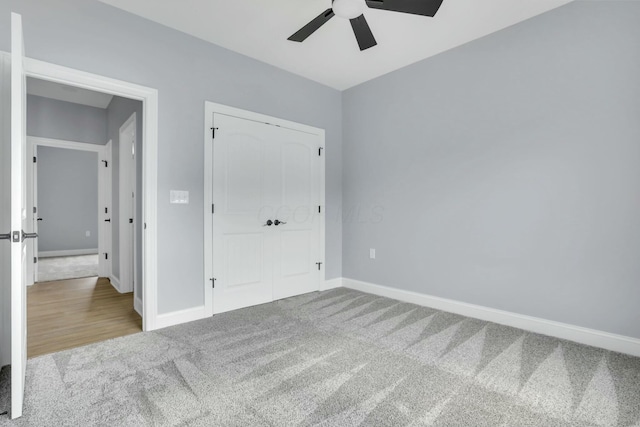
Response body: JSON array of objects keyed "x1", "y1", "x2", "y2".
[{"x1": 333, "y1": 0, "x2": 365, "y2": 19}]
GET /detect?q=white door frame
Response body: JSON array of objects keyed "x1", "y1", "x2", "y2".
[
  {"x1": 23, "y1": 58, "x2": 159, "y2": 331},
  {"x1": 100, "y1": 140, "x2": 112, "y2": 279},
  {"x1": 203, "y1": 102, "x2": 326, "y2": 317},
  {"x1": 118, "y1": 113, "x2": 136, "y2": 294},
  {"x1": 27, "y1": 136, "x2": 111, "y2": 282}
]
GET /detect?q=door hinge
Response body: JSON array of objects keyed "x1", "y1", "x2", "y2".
[
  {"x1": 212, "y1": 204, "x2": 215, "y2": 214},
  {"x1": 318, "y1": 205, "x2": 321, "y2": 213},
  {"x1": 144, "y1": 223, "x2": 147, "y2": 230},
  {"x1": 105, "y1": 207, "x2": 108, "y2": 214},
  {"x1": 33, "y1": 156, "x2": 37, "y2": 163},
  {"x1": 33, "y1": 206, "x2": 37, "y2": 214},
  {"x1": 316, "y1": 262, "x2": 323, "y2": 270},
  {"x1": 34, "y1": 257, "x2": 37, "y2": 264},
  {"x1": 105, "y1": 253, "x2": 108, "y2": 260},
  {"x1": 210, "y1": 277, "x2": 217, "y2": 288},
  {"x1": 211, "y1": 127, "x2": 219, "y2": 139},
  {"x1": 318, "y1": 147, "x2": 324, "y2": 156},
  {"x1": 101, "y1": 160, "x2": 108, "y2": 167}
]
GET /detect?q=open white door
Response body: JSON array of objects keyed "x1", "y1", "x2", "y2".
[
  {"x1": 10, "y1": 12, "x2": 31, "y2": 419},
  {"x1": 119, "y1": 114, "x2": 136, "y2": 293}
]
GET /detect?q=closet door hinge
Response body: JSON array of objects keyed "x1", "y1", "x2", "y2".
[
  {"x1": 101, "y1": 160, "x2": 108, "y2": 167},
  {"x1": 211, "y1": 127, "x2": 219, "y2": 139},
  {"x1": 33, "y1": 156, "x2": 37, "y2": 163},
  {"x1": 316, "y1": 262, "x2": 323, "y2": 271},
  {"x1": 212, "y1": 204, "x2": 215, "y2": 214},
  {"x1": 210, "y1": 278, "x2": 217, "y2": 288},
  {"x1": 33, "y1": 257, "x2": 37, "y2": 264},
  {"x1": 318, "y1": 147, "x2": 324, "y2": 156}
]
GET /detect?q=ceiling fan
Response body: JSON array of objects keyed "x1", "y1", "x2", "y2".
[{"x1": 288, "y1": 0, "x2": 444, "y2": 51}]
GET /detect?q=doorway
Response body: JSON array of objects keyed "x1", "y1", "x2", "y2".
[
  {"x1": 28, "y1": 136, "x2": 110, "y2": 284},
  {"x1": 24, "y1": 78, "x2": 144, "y2": 357},
  {"x1": 204, "y1": 103, "x2": 326, "y2": 315}
]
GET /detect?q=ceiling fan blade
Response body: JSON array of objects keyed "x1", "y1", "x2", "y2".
[
  {"x1": 350, "y1": 14, "x2": 377, "y2": 51},
  {"x1": 365, "y1": 0, "x2": 444, "y2": 17},
  {"x1": 288, "y1": 8, "x2": 335, "y2": 42}
]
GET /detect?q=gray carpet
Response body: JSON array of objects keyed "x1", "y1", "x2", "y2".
[
  {"x1": 1, "y1": 287, "x2": 639, "y2": 426},
  {"x1": 37, "y1": 254, "x2": 99, "y2": 282}
]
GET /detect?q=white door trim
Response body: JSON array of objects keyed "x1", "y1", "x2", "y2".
[
  {"x1": 100, "y1": 140, "x2": 112, "y2": 278},
  {"x1": 27, "y1": 136, "x2": 109, "y2": 284},
  {"x1": 28, "y1": 136, "x2": 104, "y2": 152},
  {"x1": 203, "y1": 101, "x2": 326, "y2": 317},
  {"x1": 118, "y1": 113, "x2": 136, "y2": 294},
  {"x1": 23, "y1": 58, "x2": 159, "y2": 331}
]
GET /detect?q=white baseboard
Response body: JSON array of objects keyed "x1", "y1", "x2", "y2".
[
  {"x1": 134, "y1": 296, "x2": 142, "y2": 316},
  {"x1": 321, "y1": 277, "x2": 343, "y2": 291},
  {"x1": 39, "y1": 248, "x2": 98, "y2": 258},
  {"x1": 155, "y1": 306, "x2": 209, "y2": 330},
  {"x1": 341, "y1": 277, "x2": 640, "y2": 358},
  {"x1": 109, "y1": 275, "x2": 122, "y2": 293}
]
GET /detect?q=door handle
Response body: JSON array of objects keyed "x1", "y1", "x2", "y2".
[
  {"x1": 22, "y1": 231, "x2": 38, "y2": 241},
  {"x1": 274, "y1": 220, "x2": 287, "y2": 226},
  {"x1": 104, "y1": 219, "x2": 111, "y2": 222},
  {"x1": 263, "y1": 219, "x2": 273, "y2": 226}
]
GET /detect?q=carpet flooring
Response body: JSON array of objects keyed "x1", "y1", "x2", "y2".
[
  {"x1": 0, "y1": 287, "x2": 639, "y2": 426},
  {"x1": 37, "y1": 254, "x2": 99, "y2": 282}
]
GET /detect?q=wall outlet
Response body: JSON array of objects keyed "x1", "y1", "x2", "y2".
[
  {"x1": 85, "y1": 231, "x2": 90, "y2": 237},
  {"x1": 369, "y1": 248, "x2": 375, "y2": 259}
]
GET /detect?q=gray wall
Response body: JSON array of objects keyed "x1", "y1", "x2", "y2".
[
  {"x1": 106, "y1": 95, "x2": 143, "y2": 297},
  {"x1": 36, "y1": 146, "x2": 99, "y2": 252},
  {"x1": 342, "y1": 1, "x2": 640, "y2": 339},
  {"x1": 27, "y1": 94, "x2": 107, "y2": 144},
  {"x1": 0, "y1": 0, "x2": 343, "y2": 315}
]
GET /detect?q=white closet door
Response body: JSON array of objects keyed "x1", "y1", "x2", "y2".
[
  {"x1": 271, "y1": 130, "x2": 321, "y2": 300},
  {"x1": 212, "y1": 114, "x2": 278, "y2": 314},
  {"x1": 212, "y1": 113, "x2": 322, "y2": 314}
]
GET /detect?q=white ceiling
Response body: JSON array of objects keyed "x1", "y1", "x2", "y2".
[
  {"x1": 27, "y1": 77, "x2": 114, "y2": 109},
  {"x1": 99, "y1": 0, "x2": 573, "y2": 90}
]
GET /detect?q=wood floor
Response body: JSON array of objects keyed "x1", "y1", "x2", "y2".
[{"x1": 27, "y1": 277, "x2": 142, "y2": 358}]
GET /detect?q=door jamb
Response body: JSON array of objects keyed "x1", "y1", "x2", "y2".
[
  {"x1": 100, "y1": 140, "x2": 113, "y2": 279},
  {"x1": 203, "y1": 101, "x2": 326, "y2": 317},
  {"x1": 23, "y1": 58, "x2": 159, "y2": 331}
]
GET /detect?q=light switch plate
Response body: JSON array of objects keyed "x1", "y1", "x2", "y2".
[{"x1": 170, "y1": 190, "x2": 189, "y2": 204}]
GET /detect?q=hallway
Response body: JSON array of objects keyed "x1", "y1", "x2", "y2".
[{"x1": 27, "y1": 277, "x2": 142, "y2": 358}]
